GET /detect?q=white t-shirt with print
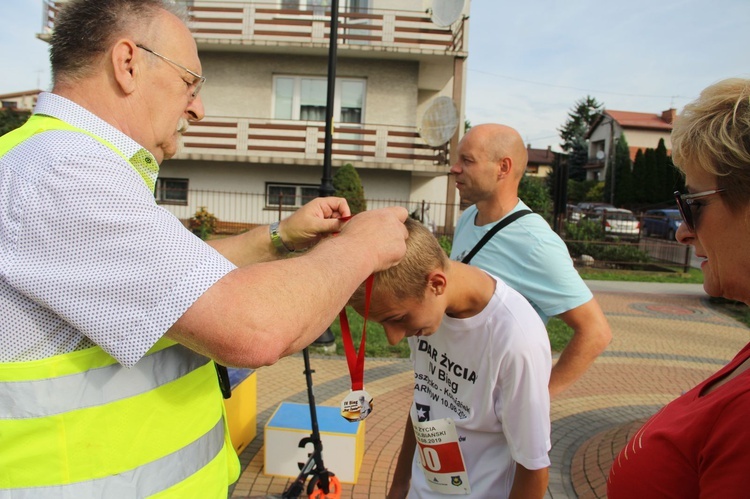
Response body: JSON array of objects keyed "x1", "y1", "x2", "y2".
[{"x1": 407, "y1": 274, "x2": 551, "y2": 498}]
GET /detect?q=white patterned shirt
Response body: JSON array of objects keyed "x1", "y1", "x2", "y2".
[{"x1": 0, "y1": 92, "x2": 236, "y2": 367}]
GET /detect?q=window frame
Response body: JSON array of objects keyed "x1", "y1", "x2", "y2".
[
  {"x1": 591, "y1": 140, "x2": 606, "y2": 162},
  {"x1": 265, "y1": 182, "x2": 320, "y2": 210},
  {"x1": 155, "y1": 177, "x2": 189, "y2": 205},
  {"x1": 278, "y1": 0, "x2": 335, "y2": 10},
  {"x1": 272, "y1": 75, "x2": 366, "y2": 124}
]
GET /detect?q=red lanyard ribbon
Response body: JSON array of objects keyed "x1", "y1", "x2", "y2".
[{"x1": 339, "y1": 274, "x2": 373, "y2": 391}]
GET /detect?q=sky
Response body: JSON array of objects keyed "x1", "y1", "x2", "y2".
[{"x1": 2, "y1": 1, "x2": 749, "y2": 150}]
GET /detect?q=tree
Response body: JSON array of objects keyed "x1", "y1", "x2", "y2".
[
  {"x1": 642, "y1": 148, "x2": 658, "y2": 203},
  {"x1": 654, "y1": 138, "x2": 681, "y2": 204},
  {"x1": 585, "y1": 181, "x2": 605, "y2": 202},
  {"x1": 332, "y1": 163, "x2": 367, "y2": 215},
  {"x1": 558, "y1": 96, "x2": 603, "y2": 181},
  {"x1": 631, "y1": 149, "x2": 647, "y2": 204},
  {"x1": 630, "y1": 140, "x2": 684, "y2": 207},
  {"x1": 0, "y1": 108, "x2": 31, "y2": 136},
  {"x1": 567, "y1": 179, "x2": 599, "y2": 204},
  {"x1": 566, "y1": 139, "x2": 589, "y2": 181},
  {"x1": 519, "y1": 176, "x2": 551, "y2": 221},
  {"x1": 603, "y1": 134, "x2": 633, "y2": 206}
]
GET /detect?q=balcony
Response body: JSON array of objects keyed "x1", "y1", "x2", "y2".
[
  {"x1": 174, "y1": 117, "x2": 447, "y2": 173},
  {"x1": 40, "y1": 1, "x2": 467, "y2": 58}
]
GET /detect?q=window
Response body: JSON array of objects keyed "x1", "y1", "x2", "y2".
[
  {"x1": 339, "y1": 80, "x2": 364, "y2": 123},
  {"x1": 155, "y1": 178, "x2": 188, "y2": 205},
  {"x1": 592, "y1": 140, "x2": 606, "y2": 163},
  {"x1": 300, "y1": 79, "x2": 328, "y2": 121},
  {"x1": 279, "y1": 0, "x2": 331, "y2": 11},
  {"x1": 343, "y1": 0, "x2": 370, "y2": 45},
  {"x1": 273, "y1": 76, "x2": 365, "y2": 124},
  {"x1": 309, "y1": 0, "x2": 331, "y2": 15},
  {"x1": 266, "y1": 183, "x2": 319, "y2": 209},
  {"x1": 346, "y1": 0, "x2": 369, "y2": 13}
]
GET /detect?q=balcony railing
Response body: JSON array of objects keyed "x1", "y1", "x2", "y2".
[
  {"x1": 175, "y1": 117, "x2": 446, "y2": 171},
  {"x1": 41, "y1": 1, "x2": 467, "y2": 55}
]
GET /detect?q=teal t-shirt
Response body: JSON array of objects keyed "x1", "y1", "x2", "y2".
[{"x1": 450, "y1": 200, "x2": 592, "y2": 323}]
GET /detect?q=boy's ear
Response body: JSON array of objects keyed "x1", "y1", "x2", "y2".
[{"x1": 427, "y1": 271, "x2": 447, "y2": 296}]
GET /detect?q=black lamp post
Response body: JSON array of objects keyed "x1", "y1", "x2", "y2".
[
  {"x1": 313, "y1": 0, "x2": 340, "y2": 346},
  {"x1": 318, "y1": 0, "x2": 340, "y2": 199}
]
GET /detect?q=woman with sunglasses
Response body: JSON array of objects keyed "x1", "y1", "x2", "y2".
[{"x1": 608, "y1": 78, "x2": 750, "y2": 497}]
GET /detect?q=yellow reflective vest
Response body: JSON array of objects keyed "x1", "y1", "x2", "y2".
[{"x1": 0, "y1": 115, "x2": 240, "y2": 497}]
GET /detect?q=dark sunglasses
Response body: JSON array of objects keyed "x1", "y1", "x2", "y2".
[{"x1": 673, "y1": 188, "x2": 726, "y2": 232}]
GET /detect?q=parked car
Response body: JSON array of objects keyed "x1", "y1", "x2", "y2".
[
  {"x1": 642, "y1": 208, "x2": 682, "y2": 240},
  {"x1": 577, "y1": 201, "x2": 615, "y2": 214},
  {"x1": 586, "y1": 207, "x2": 640, "y2": 240},
  {"x1": 567, "y1": 204, "x2": 583, "y2": 222}
]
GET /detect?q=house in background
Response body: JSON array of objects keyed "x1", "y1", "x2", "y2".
[
  {"x1": 40, "y1": 0, "x2": 470, "y2": 233},
  {"x1": 525, "y1": 145, "x2": 555, "y2": 178},
  {"x1": 584, "y1": 108, "x2": 675, "y2": 181},
  {"x1": 0, "y1": 90, "x2": 42, "y2": 111}
]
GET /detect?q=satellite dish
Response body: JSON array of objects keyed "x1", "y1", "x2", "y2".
[
  {"x1": 596, "y1": 150, "x2": 605, "y2": 160},
  {"x1": 419, "y1": 96, "x2": 459, "y2": 147},
  {"x1": 430, "y1": 0, "x2": 466, "y2": 27}
]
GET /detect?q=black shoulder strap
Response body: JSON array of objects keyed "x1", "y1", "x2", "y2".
[{"x1": 460, "y1": 209, "x2": 532, "y2": 264}]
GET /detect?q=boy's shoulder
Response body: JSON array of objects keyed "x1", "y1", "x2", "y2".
[{"x1": 484, "y1": 274, "x2": 548, "y2": 336}]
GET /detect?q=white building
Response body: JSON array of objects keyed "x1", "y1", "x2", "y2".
[
  {"x1": 585, "y1": 108, "x2": 675, "y2": 182},
  {"x1": 41, "y1": 0, "x2": 470, "y2": 233},
  {"x1": 0, "y1": 90, "x2": 42, "y2": 111}
]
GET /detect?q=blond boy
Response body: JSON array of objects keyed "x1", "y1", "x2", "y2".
[{"x1": 350, "y1": 219, "x2": 551, "y2": 498}]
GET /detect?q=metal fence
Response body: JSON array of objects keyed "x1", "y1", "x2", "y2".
[
  {"x1": 561, "y1": 212, "x2": 692, "y2": 272},
  {"x1": 564, "y1": 238, "x2": 692, "y2": 273},
  {"x1": 159, "y1": 189, "x2": 459, "y2": 238},
  {"x1": 164, "y1": 189, "x2": 692, "y2": 272},
  {"x1": 638, "y1": 237, "x2": 693, "y2": 271}
]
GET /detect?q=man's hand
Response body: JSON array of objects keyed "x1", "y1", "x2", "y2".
[
  {"x1": 281, "y1": 200, "x2": 408, "y2": 272},
  {"x1": 336, "y1": 206, "x2": 409, "y2": 272},
  {"x1": 278, "y1": 197, "x2": 351, "y2": 250}
]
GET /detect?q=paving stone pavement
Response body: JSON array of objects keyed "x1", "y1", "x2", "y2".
[{"x1": 229, "y1": 282, "x2": 749, "y2": 498}]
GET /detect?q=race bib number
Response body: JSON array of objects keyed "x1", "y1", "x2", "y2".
[{"x1": 412, "y1": 418, "x2": 471, "y2": 495}]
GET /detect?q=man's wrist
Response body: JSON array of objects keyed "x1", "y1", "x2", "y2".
[{"x1": 269, "y1": 221, "x2": 294, "y2": 255}]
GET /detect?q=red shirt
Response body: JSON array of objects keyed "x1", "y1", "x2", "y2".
[{"x1": 608, "y1": 342, "x2": 750, "y2": 498}]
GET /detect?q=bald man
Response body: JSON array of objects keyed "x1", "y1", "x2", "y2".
[{"x1": 449, "y1": 124, "x2": 611, "y2": 397}]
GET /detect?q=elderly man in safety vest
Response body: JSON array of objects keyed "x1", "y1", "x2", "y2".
[{"x1": 0, "y1": 0, "x2": 408, "y2": 496}]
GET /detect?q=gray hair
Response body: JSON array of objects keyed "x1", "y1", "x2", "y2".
[{"x1": 50, "y1": 0, "x2": 188, "y2": 83}]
